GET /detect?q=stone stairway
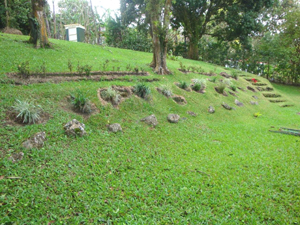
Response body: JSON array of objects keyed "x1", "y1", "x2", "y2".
[{"x1": 244, "y1": 78, "x2": 294, "y2": 107}]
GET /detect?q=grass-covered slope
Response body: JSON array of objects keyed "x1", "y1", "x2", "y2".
[{"x1": 0, "y1": 33, "x2": 300, "y2": 224}]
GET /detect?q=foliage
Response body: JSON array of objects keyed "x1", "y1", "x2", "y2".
[
  {"x1": 39, "y1": 61, "x2": 46, "y2": 76},
  {"x1": 12, "y1": 99, "x2": 42, "y2": 124},
  {"x1": 216, "y1": 81, "x2": 226, "y2": 94},
  {"x1": 100, "y1": 86, "x2": 121, "y2": 104},
  {"x1": 159, "y1": 84, "x2": 173, "y2": 97},
  {"x1": 230, "y1": 84, "x2": 237, "y2": 91},
  {"x1": 102, "y1": 60, "x2": 110, "y2": 71},
  {"x1": 254, "y1": 112, "x2": 262, "y2": 117},
  {"x1": 70, "y1": 89, "x2": 92, "y2": 113},
  {"x1": 193, "y1": 78, "x2": 207, "y2": 90},
  {"x1": 223, "y1": 78, "x2": 232, "y2": 86},
  {"x1": 209, "y1": 77, "x2": 218, "y2": 83},
  {"x1": 231, "y1": 70, "x2": 239, "y2": 79},
  {"x1": 68, "y1": 60, "x2": 73, "y2": 72},
  {"x1": 178, "y1": 81, "x2": 189, "y2": 89},
  {"x1": 133, "y1": 83, "x2": 151, "y2": 99},
  {"x1": 77, "y1": 62, "x2": 92, "y2": 76},
  {"x1": 17, "y1": 61, "x2": 30, "y2": 78}
]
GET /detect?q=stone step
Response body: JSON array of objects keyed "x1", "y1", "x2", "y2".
[
  {"x1": 269, "y1": 99, "x2": 287, "y2": 103},
  {"x1": 256, "y1": 86, "x2": 274, "y2": 91}
]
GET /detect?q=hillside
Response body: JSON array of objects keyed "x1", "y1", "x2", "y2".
[{"x1": 0, "y1": 33, "x2": 300, "y2": 224}]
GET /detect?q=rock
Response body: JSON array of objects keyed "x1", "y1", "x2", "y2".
[
  {"x1": 64, "y1": 119, "x2": 86, "y2": 137},
  {"x1": 172, "y1": 95, "x2": 187, "y2": 105},
  {"x1": 187, "y1": 111, "x2": 197, "y2": 116},
  {"x1": 222, "y1": 102, "x2": 233, "y2": 110},
  {"x1": 22, "y1": 131, "x2": 46, "y2": 149},
  {"x1": 250, "y1": 101, "x2": 259, "y2": 105},
  {"x1": 8, "y1": 152, "x2": 24, "y2": 163},
  {"x1": 108, "y1": 123, "x2": 122, "y2": 133},
  {"x1": 235, "y1": 99, "x2": 244, "y2": 107},
  {"x1": 208, "y1": 106, "x2": 215, "y2": 113},
  {"x1": 167, "y1": 114, "x2": 180, "y2": 123},
  {"x1": 141, "y1": 114, "x2": 158, "y2": 127}
]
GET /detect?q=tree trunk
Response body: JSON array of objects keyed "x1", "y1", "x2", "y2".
[
  {"x1": 29, "y1": 0, "x2": 50, "y2": 48},
  {"x1": 148, "y1": 0, "x2": 172, "y2": 75},
  {"x1": 4, "y1": 0, "x2": 9, "y2": 28},
  {"x1": 188, "y1": 40, "x2": 199, "y2": 60},
  {"x1": 52, "y1": 0, "x2": 56, "y2": 39}
]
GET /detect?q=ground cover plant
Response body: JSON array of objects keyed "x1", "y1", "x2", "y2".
[{"x1": 0, "y1": 33, "x2": 300, "y2": 224}]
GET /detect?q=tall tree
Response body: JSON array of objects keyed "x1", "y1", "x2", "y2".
[
  {"x1": 171, "y1": 0, "x2": 273, "y2": 60},
  {"x1": 29, "y1": 0, "x2": 50, "y2": 47},
  {"x1": 147, "y1": 0, "x2": 172, "y2": 74}
]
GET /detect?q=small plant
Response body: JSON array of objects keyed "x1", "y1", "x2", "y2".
[
  {"x1": 223, "y1": 78, "x2": 232, "y2": 86},
  {"x1": 70, "y1": 89, "x2": 92, "y2": 113},
  {"x1": 193, "y1": 78, "x2": 207, "y2": 90},
  {"x1": 83, "y1": 65, "x2": 92, "y2": 76},
  {"x1": 126, "y1": 64, "x2": 132, "y2": 71},
  {"x1": 68, "y1": 59, "x2": 73, "y2": 72},
  {"x1": 178, "y1": 81, "x2": 189, "y2": 89},
  {"x1": 100, "y1": 86, "x2": 121, "y2": 105},
  {"x1": 230, "y1": 84, "x2": 237, "y2": 91},
  {"x1": 12, "y1": 99, "x2": 42, "y2": 124},
  {"x1": 159, "y1": 84, "x2": 173, "y2": 97},
  {"x1": 102, "y1": 59, "x2": 110, "y2": 71},
  {"x1": 133, "y1": 83, "x2": 151, "y2": 99},
  {"x1": 40, "y1": 61, "x2": 46, "y2": 77},
  {"x1": 209, "y1": 77, "x2": 217, "y2": 83},
  {"x1": 216, "y1": 81, "x2": 226, "y2": 94},
  {"x1": 231, "y1": 70, "x2": 238, "y2": 79},
  {"x1": 17, "y1": 61, "x2": 30, "y2": 78},
  {"x1": 209, "y1": 70, "x2": 214, "y2": 76},
  {"x1": 179, "y1": 62, "x2": 187, "y2": 72},
  {"x1": 167, "y1": 50, "x2": 178, "y2": 61},
  {"x1": 254, "y1": 112, "x2": 262, "y2": 117},
  {"x1": 77, "y1": 61, "x2": 84, "y2": 75},
  {"x1": 134, "y1": 66, "x2": 139, "y2": 73}
]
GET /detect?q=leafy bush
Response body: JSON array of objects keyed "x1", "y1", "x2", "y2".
[
  {"x1": 100, "y1": 87, "x2": 121, "y2": 105},
  {"x1": 178, "y1": 81, "x2": 189, "y2": 89},
  {"x1": 179, "y1": 62, "x2": 187, "y2": 72},
  {"x1": 216, "y1": 81, "x2": 226, "y2": 94},
  {"x1": 133, "y1": 83, "x2": 151, "y2": 99},
  {"x1": 17, "y1": 61, "x2": 30, "y2": 78},
  {"x1": 159, "y1": 85, "x2": 173, "y2": 97},
  {"x1": 193, "y1": 78, "x2": 207, "y2": 89},
  {"x1": 77, "y1": 63, "x2": 92, "y2": 76},
  {"x1": 230, "y1": 84, "x2": 237, "y2": 91},
  {"x1": 231, "y1": 70, "x2": 239, "y2": 79},
  {"x1": 12, "y1": 99, "x2": 42, "y2": 124},
  {"x1": 70, "y1": 89, "x2": 92, "y2": 113},
  {"x1": 209, "y1": 77, "x2": 217, "y2": 83},
  {"x1": 192, "y1": 83, "x2": 202, "y2": 91},
  {"x1": 223, "y1": 78, "x2": 232, "y2": 86}
]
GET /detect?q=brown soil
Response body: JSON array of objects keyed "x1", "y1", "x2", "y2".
[
  {"x1": 6, "y1": 71, "x2": 149, "y2": 85},
  {"x1": 4, "y1": 110, "x2": 51, "y2": 127}
]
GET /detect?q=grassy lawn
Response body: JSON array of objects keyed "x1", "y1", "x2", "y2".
[{"x1": 0, "y1": 33, "x2": 300, "y2": 224}]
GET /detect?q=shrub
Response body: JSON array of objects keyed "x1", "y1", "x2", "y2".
[
  {"x1": 179, "y1": 62, "x2": 187, "y2": 72},
  {"x1": 159, "y1": 84, "x2": 173, "y2": 97},
  {"x1": 192, "y1": 83, "x2": 202, "y2": 91},
  {"x1": 70, "y1": 89, "x2": 92, "y2": 113},
  {"x1": 40, "y1": 61, "x2": 46, "y2": 77},
  {"x1": 223, "y1": 78, "x2": 232, "y2": 86},
  {"x1": 12, "y1": 99, "x2": 42, "y2": 124},
  {"x1": 100, "y1": 87, "x2": 121, "y2": 105},
  {"x1": 83, "y1": 65, "x2": 92, "y2": 76},
  {"x1": 133, "y1": 83, "x2": 151, "y2": 99},
  {"x1": 216, "y1": 81, "x2": 226, "y2": 94},
  {"x1": 17, "y1": 61, "x2": 30, "y2": 78},
  {"x1": 231, "y1": 70, "x2": 239, "y2": 79},
  {"x1": 178, "y1": 81, "x2": 189, "y2": 89},
  {"x1": 193, "y1": 78, "x2": 207, "y2": 89},
  {"x1": 230, "y1": 84, "x2": 237, "y2": 91},
  {"x1": 209, "y1": 77, "x2": 217, "y2": 83}
]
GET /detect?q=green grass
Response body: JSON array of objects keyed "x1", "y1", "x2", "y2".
[{"x1": 0, "y1": 33, "x2": 300, "y2": 224}]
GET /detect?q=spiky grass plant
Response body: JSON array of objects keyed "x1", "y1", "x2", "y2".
[
  {"x1": 178, "y1": 81, "x2": 189, "y2": 89},
  {"x1": 193, "y1": 78, "x2": 207, "y2": 91},
  {"x1": 159, "y1": 84, "x2": 173, "y2": 97},
  {"x1": 133, "y1": 83, "x2": 151, "y2": 99},
  {"x1": 216, "y1": 81, "x2": 226, "y2": 94},
  {"x1": 12, "y1": 99, "x2": 42, "y2": 124},
  {"x1": 223, "y1": 78, "x2": 232, "y2": 86},
  {"x1": 101, "y1": 86, "x2": 121, "y2": 105},
  {"x1": 71, "y1": 89, "x2": 92, "y2": 113}
]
